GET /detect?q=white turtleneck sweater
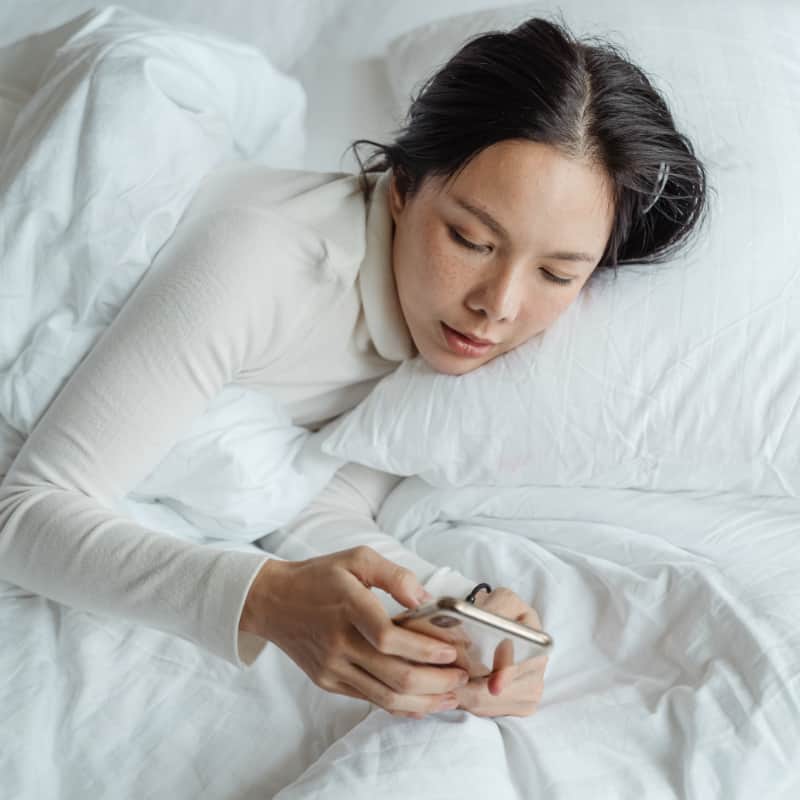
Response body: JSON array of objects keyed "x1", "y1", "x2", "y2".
[{"x1": 0, "y1": 163, "x2": 477, "y2": 670}]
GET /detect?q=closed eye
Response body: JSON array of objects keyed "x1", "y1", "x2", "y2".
[
  {"x1": 541, "y1": 270, "x2": 573, "y2": 285},
  {"x1": 448, "y1": 226, "x2": 491, "y2": 253},
  {"x1": 449, "y1": 226, "x2": 574, "y2": 285}
]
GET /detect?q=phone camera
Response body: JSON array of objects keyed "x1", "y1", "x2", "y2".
[{"x1": 430, "y1": 615, "x2": 461, "y2": 628}]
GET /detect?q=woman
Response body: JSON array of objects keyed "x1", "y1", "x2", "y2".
[{"x1": 0, "y1": 18, "x2": 707, "y2": 721}]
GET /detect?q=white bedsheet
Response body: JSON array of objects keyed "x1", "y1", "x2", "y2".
[{"x1": 2, "y1": 480, "x2": 798, "y2": 798}]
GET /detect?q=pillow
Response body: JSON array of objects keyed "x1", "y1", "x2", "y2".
[{"x1": 319, "y1": 2, "x2": 800, "y2": 496}]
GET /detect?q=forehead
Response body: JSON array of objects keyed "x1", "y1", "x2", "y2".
[{"x1": 431, "y1": 140, "x2": 615, "y2": 256}]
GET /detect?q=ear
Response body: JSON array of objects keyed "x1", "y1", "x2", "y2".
[{"x1": 388, "y1": 171, "x2": 407, "y2": 223}]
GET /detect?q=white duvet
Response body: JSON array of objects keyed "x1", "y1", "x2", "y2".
[
  {"x1": 0, "y1": 6, "x2": 343, "y2": 537},
  {"x1": 2, "y1": 478, "x2": 798, "y2": 798},
  {"x1": 1, "y1": 7, "x2": 798, "y2": 800}
]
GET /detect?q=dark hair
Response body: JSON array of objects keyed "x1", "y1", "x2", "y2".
[{"x1": 347, "y1": 15, "x2": 710, "y2": 280}]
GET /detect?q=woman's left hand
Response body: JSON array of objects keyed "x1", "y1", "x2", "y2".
[
  {"x1": 389, "y1": 586, "x2": 549, "y2": 720},
  {"x1": 452, "y1": 587, "x2": 549, "y2": 717}
]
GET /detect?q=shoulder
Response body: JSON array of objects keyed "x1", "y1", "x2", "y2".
[
  {"x1": 143, "y1": 186, "x2": 358, "y2": 369},
  {"x1": 183, "y1": 162, "x2": 369, "y2": 285}
]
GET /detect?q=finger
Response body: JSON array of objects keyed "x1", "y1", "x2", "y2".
[
  {"x1": 518, "y1": 606, "x2": 543, "y2": 630},
  {"x1": 345, "y1": 583, "x2": 459, "y2": 665},
  {"x1": 345, "y1": 546, "x2": 430, "y2": 611},
  {"x1": 491, "y1": 645, "x2": 547, "y2": 694},
  {"x1": 332, "y1": 682, "x2": 444, "y2": 719},
  {"x1": 488, "y1": 638, "x2": 516, "y2": 695},
  {"x1": 482, "y1": 589, "x2": 543, "y2": 636},
  {"x1": 481, "y1": 587, "x2": 527, "y2": 618},
  {"x1": 488, "y1": 587, "x2": 547, "y2": 672},
  {"x1": 461, "y1": 671, "x2": 543, "y2": 718},
  {"x1": 390, "y1": 710, "x2": 426, "y2": 719},
  {"x1": 329, "y1": 681, "x2": 369, "y2": 702},
  {"x1": 456, "y1": 674, "x2": 502, "y2": 712},
  {"x1": 341, "y1": 662, "x2": 460, "y2": 715},
  {"x1": 488, "y1": 665, "x2": 519, "y2": 696},
  {"x1": 349, "y1": 640, "x2": 469, "y2": 696},
  {"x1": 491, "y1": 657, "x2": 547, "y2": 707},
  {"x1": 493, "y1": 651, "x2": 548, "y2": 694},
  {"x1": 492, "y1": 638, "x2": 516, "y2": 672}
]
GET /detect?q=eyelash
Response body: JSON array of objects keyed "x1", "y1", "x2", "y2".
[{"x1": 447, "y1": 226, "x2": 574, "y2": 286}]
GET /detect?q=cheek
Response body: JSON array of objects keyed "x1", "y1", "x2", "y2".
[
  {"x1": 548, "y1": 287, "x2": 581, "y2": 318},
  {"x1": 521, "y1": 286, "x2": 582, "y2": 335},
  {"x1": 411, "y1": 224, "x2": 465, "y2": 296},
  {"x1": 429, "y1": 245, "x2": 464, "y2": 292}
]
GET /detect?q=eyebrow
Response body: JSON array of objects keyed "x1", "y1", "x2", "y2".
[{"x1": 452, "y1": 197, "x2": 597, "y2": 265}]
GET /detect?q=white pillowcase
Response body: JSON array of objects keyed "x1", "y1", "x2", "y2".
[{"x1": 320, "y1": 1, "x2": 800, "y2": 496}]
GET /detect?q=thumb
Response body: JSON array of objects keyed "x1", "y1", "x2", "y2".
[
  {"x1": 346, "y1": 547, "x2": 432, "y2": 610},
  {"x1": 493, "y1": 638, "x2": 515, "y2": 672},
  {"x1": 489, "y1": 638, "x2": 516, "y2": 695}
]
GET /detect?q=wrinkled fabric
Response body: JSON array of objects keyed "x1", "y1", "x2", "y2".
[
  {"x1": 0, "y1": 5, "x2": 305, "y2": 433},
  {"x1": 2, "y1": 479, "x2": 798, "y2": 799}
]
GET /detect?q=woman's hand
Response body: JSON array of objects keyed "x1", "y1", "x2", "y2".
[
  {"x1": 240, "y1": 546, "x2": 470, "y2": 716},
  {"x1": 448, "y1": 587, "x2": 549, "y2": 719}
]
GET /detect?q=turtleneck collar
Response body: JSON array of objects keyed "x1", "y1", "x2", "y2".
[{"x1": 357, "y1": 169, "x2": 418, "y2": 363}]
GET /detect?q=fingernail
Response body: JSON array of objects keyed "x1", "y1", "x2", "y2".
[
  {"x1": 457, "y1": 672, "x2": 469, "y2": 686},
  {"x1": 416, "y1": 589, "x2": 433, "y2": 604}
]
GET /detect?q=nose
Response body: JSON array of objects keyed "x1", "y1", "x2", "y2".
[{"x1": 466, "y1": 258, "x2": 524, "y2": 323}]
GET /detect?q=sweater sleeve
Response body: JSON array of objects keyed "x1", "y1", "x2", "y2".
[
  {"x1": 266, "y1": 461, "x2": 479, "y2": 618},
  {"x1": 0, "y1": 205, "x2": 329, "y2": 670}
]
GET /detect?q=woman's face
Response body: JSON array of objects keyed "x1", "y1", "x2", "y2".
[{"x1": 388, "y1": 139, "x2": 616, "y2": 375}]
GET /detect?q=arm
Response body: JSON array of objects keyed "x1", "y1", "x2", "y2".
[
  {"x1": 264, "y1": 461, "x2": 478, "y2": 617},
  {"x1": 0, "y1": 205, "x2": 323, "y2": 669}
]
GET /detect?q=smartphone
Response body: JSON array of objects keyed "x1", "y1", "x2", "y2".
[{"x1": 392, "y1": 595, "x2": 553, "y2": 678}]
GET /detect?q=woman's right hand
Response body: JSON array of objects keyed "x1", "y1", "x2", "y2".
[{"x1": 239, "y1": 545, "x2": 470, "y2": 717}]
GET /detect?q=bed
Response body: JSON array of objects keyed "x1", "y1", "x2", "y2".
[{"x1": 1, "y1": 1, "x2": 798, "y2": 798}]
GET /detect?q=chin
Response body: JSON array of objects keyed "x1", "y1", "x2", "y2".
[
  {"x1": 412, "y1": 324, "x2": 505, "y2": 375},
  {"x1": 420, "y1": 349, "x2": 492, "y2": 376}
]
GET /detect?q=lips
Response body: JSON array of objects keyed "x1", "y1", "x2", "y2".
[
  {"x1": 441, "y1": 323, "x2": 498, "y2": 358},
  {"x1": 448, "y1": 325, "x2": 496, "y2": 346}
]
